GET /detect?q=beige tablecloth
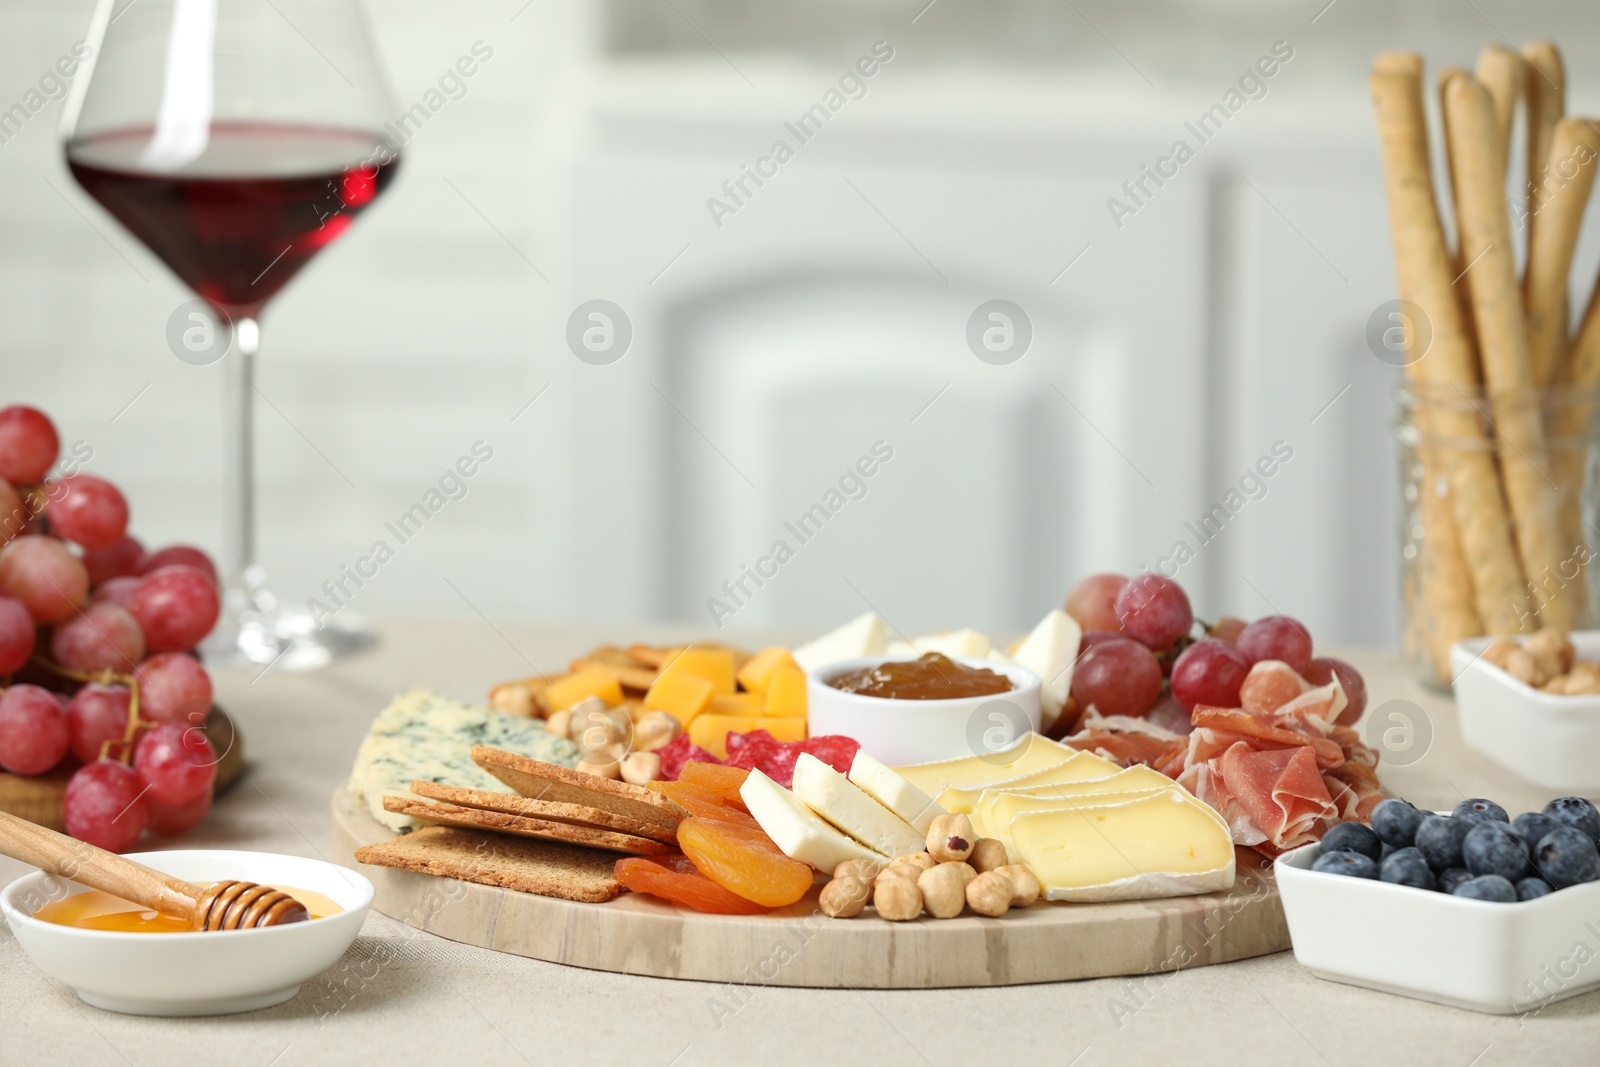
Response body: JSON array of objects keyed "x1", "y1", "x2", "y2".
[{"x1": 2, "y1": 617, "x2": 1597, "y2": 1066}]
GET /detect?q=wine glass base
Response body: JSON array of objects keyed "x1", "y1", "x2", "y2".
[{"x1": 202, "y1": 607, "x2": 379, "y2": 672}]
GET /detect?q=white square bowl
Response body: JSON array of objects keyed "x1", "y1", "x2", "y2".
[
  {"x1": 1276, "y1": 837, "x2": 1600, "y2": 1014},
  {"x1": 1451, "y1": 633, "x2": 1600, "y2": 792}
]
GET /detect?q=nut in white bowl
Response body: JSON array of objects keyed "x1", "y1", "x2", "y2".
[
  {"x1": 1452, "y1": 633, "x2": 1600, "y2": 791},
  {"x1": 0, "y1": 849, "x2": 373, "y2": 1017},
  {"x1": 806, "y1": 655, "x2": 1041, "y2": 766}
]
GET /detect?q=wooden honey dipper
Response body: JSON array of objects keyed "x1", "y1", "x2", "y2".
[{"x1": 0, "y1": 810, "x2": 308, "y2": 930}]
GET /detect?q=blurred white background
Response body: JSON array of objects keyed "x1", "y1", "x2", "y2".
[{"x1": 3, "y1": 0, "x2": 1600, "y2": 650}]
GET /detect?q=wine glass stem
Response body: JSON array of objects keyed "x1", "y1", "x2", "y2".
[{"x1": 225, "y1": 316, "x2": 263, "y2": 609}]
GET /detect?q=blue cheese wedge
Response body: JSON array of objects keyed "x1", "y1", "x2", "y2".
[{"x1": 348, "y1": 688, "x2": 581, "y2": 832}]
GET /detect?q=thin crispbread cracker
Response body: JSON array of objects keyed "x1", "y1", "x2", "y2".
[
  {"x1": 410, "y1": 780, "x2": 678, "y2": 843},
  {"x1": 383, "y1": 796, "x2": 674, "y2": 855},
  {"x1": 354, "y1": 826, "x2": 622, "y2": 903},
  {"x1": 472, "y1": 746, "x2": 681, "y2": 830}
]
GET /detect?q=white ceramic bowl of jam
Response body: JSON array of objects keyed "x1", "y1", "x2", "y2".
[
  {"x1": 807, "y1": 653, "x2": 1042, "y2": 766},
  {"x1": 0, "y1": 849, "x2": 373, "y2": 1016}
]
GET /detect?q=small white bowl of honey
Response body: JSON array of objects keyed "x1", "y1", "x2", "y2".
[{"x1": 0, "y1": 849, "x2": 373, "y2": 1016}]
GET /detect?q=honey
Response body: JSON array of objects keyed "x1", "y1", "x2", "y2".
[
  {"x1": 827, "y1": 652, "x2": 1015, "y2": 700},
  {"x1": 33, "y1": 886, "x2": 341, "y2": 932}
]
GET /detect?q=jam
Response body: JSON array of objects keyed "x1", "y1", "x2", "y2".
[
  {"x1": 33, "y1": 886, "x2": 340, "y2": 932},
  {"x1": 827, "y1": 652, "x2": 1014, "y2": 700}
]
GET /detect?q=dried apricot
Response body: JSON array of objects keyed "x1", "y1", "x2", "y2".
[
  {"x1": 651, "y1": 780, "x2": 752, "y2": 822},
  {"x1": 678, "y1": 762, "x2": 750, "y2": 811},
  {"x1": 615, "y1": 853, "x2": 771, "y2": 915},
  {"x1": 678, "y1": 815, "x2": 814, "y2": 907}
]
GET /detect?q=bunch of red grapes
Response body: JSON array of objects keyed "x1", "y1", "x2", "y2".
[
  {"x1": 0, "y1": 405, "x2": 222, "y2": 852},
  {"x1": 1064, "y1": 573, "x2": 1367, "y2": 731}
]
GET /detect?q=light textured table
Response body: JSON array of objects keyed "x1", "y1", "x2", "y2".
[{"x1": 2, "y1": 618, "x2": 1597, "y2": 1066}]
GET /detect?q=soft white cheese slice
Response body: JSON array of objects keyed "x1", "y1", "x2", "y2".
[
  {"x1": 740, "y1": 768, "x2": 888, "y2": 872},
  {"x1": 907, "y1": 628, "x2": 993, "y2": 658},
  {"x1": 894, "y1": 733, "x2": 1074, "y2": 798},
  {"x1": 972, "y1": 765, "x2": 1180, "y2": 845},
  {"x1": 848, "y1": 750, "x2": 947, "y2": 834},
  {"x1": 979, "y1": 787, "x2": 1178, "y2": 860},
  {"x1": 884, "y1": 640, "x2": 919, "y2": 659},
  {"x1": 1010, "y1": 790, "x2": 1236, "y2": 903},
  {"x1": 936, "y1": 749, "x2": 1122, "y2": 814},
  {"x1": 793, "y1": 612, "x2": 892, "y2": 674},
  {"x1": 1011, "y1": 609, "x2": 1082, "y2": 732},
  {"x1": 791, "y1": 753, "x2": 925, "y2": 857}
]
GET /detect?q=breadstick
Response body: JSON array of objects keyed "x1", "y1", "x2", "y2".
[
  {"x1": 1416, "y1": 453, "x2": 1483, "y2": 678},
  {"x1": 1444, "y1": 74, "x2": 1570, "y2": 630},
  {"x1": 1523, "y1": 41, "x2": 1565, "y2": 241},
  {"x1": 1475, "y1": 45, "x2": 1525, "y2": 180},
  {"x1": 1436, "y1": 66, "x2": 1471, "y2": 261},
  {"x1": 1526, "y1": 119, "x2": 1600, "y2": 387},
  {"x1": 1371, "y1": 67, "x2": 1528, "y2": 638}
]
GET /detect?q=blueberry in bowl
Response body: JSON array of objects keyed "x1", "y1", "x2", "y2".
[
  {"x1": 1321, "y1": 821, "x2": 1383, "y2": 862},
  {"x1": 1453, "y1": 798, "x2": 1509, "y2": 824},
  {"x1": 1544, "y1": 797, "x2": 1600, "y2": 844},
  {"x1": 1515, "y1": 876, "x2": 1554, "y2": 901},
  {"x1": 1532, "y1": 826, "x2": 1600, "y2": 890},
  {"x1": 1437, "y1": 867, "x2": 1474, "y2": 894},
  {"x1": 1416, "y1": 815, "x2": 1473, "y2": 870},
  {"x1": 1463, "y1": 822, "x2": 1530, "y2": 882},
  {"x1": 1453, "y1": 874, "x2": 1518, "y2": 902},
  {"x1": 1511, "y1": 812, "x2": 1559, "y2": 851},
  {"x1": 1312, "y1": 850, "x2": 1378, "y2": 879},
  {"x1": 1370, "y1": 798, "x2": 1426, "y2": 849},
  {"x1": 1379, "y1": 847, "x2": 1436, "y2": 890}
]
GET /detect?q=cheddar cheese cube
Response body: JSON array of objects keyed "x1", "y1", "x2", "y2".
[
  {"x1": 644, "y1": 670, "x2": 715, "y2": 726},
  {"x1": 710, "y1": 692, "x2": 763, "y2": 716},
  {"x1": 663, "y1": 646, "x2": 736, "y2": 695},
  {"x1": 763, "y1": 666, "x2": 808, "y2": 719},
  {"x1": 690, "y1": 713, "x2": 762, "y2": 759},
  {"x1": 545, "y1": 667, "x2": 623, "y2": 712},
  {"x1": 737, "y1": 647, "x2": 802, "y2": 694},
  {"x1": 758, "y1": 717, "x2": 806, "y2": 744}
]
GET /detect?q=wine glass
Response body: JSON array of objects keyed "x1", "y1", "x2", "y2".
[{"x1": 60, "y1": 0, "x2": 401, "y2": 670}]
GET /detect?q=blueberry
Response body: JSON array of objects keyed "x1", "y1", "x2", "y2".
[
  {"x1": 1371, "y1": 798, "x2": 1427, "y2": 848},
  {"x1": 1416, "y1": 815, "x2": 1473, "y2": 870},
  {"x1": 1453, "y1": 874, "x2": 1517, "y2": 902},
  {"x1": 1543, "y1": 797, "x2": 1600, "y2": 843},
  {"x1": 1512, "y1": 812, "x2": 1560, "y2": 851},
  {"x1": 1313, "y1": 850, "x2": 1379, "y2": 879},
  {"x1": 1453, "y1": 798, "x2": 1509, "y2": 824},
  {"x1": 1321, "y1": 821, "x2": 1383, "y2": 861},
  {"x1": 1463, "y1": 821, "x2": 1531, "y2": 881},
  {"x1": 1533, "y1": 827, "x2": 1600, "y2": 889},
  {"x1": 1437, "y1": 867, "x2": 1474, "y2": 894},
  {"x1": 1516, "y1": 877, "x2": 1555, "y2": 901},
  {"x1": 1379, "y1": 847, "x2": 1436, "y2": 890}
]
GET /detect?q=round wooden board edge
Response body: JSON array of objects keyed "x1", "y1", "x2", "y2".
[{"x1": 330, "y1": 786, "x2": 1291, "y2": 989}]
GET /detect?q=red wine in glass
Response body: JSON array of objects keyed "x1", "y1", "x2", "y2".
[{"x1": 67, "y1": 123, "x2": 399, "y2": 315}]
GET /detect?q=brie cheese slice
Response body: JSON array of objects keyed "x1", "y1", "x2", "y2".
[
  {"x1": 793, "y1": 612, "x2": 892, "y2": 674},
  {"x1": 1011, "y1": 609, "x2": 1082, "y2": 732},
  {"x1": 740, "y1": 768, "x2": 888, "y2": 872},
  {"x1": 792, "y1": 754, "x2": 925, "y2": 856},
  {"x1": 848, "y1": 750, "x2": 946, "y2": 834},
  {"x1": 936, "y1": 749, "x2": 1122, "y2": 814}
]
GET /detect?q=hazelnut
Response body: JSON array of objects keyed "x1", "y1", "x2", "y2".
[
  {"x1": 946, "y1": 861, "x2": 976, "y2": 888},
  {"x1": 575, "y1": 757, "x2": 621, "y2": 780},
  {"x1": 997, "y1": 865, "x2": 1041, "y2": 908},
  {"x1": 619, "y1": 751, "x2": 661, "y2": 785},
  {"x1": 1481, "y1": 639, "x2": 1518, "y2": 669},
  {"x1": 545, "y1": 708, "x2": 573, "y2": 739},
  {"x1": 1501, "y1": 647, "x2": 1546, "y2": 687},
  {"x1": 885, "y1": 852, "x2": 937, "y2": 882},
  {"x1": 490, "y1": 682, "x2": 538, "y2": 717},
  {"x1": 927, "y1": 814, "x2": 975, "y2": 863},
  {"x1": 966, "y1": 871, "x2": 1013, "y2": 917},
  {"x1": 634, "y1": 711, "x2": 681, "y2": 752},
  {"x1": 1527, "y1": 629, "x2": 1575, "y2": 677},
  {"x1": 969, "y1": 838, "x2": 1009, "y2": 873},
  {"x1": 873, "y1": 873, "x2": 922, "y2": 921},
  {"x1": 571, "y1": 698, "x2": 630, "y2": 754},
  {"x1": 834, "y1": 858, "x2": 884, "y2": 883},
  {"x1": 916, "y1": 864, "x2": 966, "y2": 919},
  {"x1": 820, "y1": 876, "x2": 870, "y2": 918}
]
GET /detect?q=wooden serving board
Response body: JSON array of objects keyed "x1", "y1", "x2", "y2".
[
  {"x1": 0, "y1": 706, "x2": 245, "y2": 832},
  {"x1": 331, "y1": 786, "x2": 1291, "y2": 988}
]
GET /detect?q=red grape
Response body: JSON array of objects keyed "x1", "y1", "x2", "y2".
[
  {"x1": 1079, "y1": 629, "x2": 1123, "y2": 653},
  {"x1": 0, "y1": 476, "x2": 27, "y2": 545},
  {"x1": 134, "y1": 652, "x2": 213, "y2": 724},
  {"x1": 63, "y1": 760, "x2": 149, "y2": 852},
  {"x1": 127, "y1": 566, "x2": 220, "y2": 651},
  {"x1": 1145, "y1": 695, "x2": 1194, "y2": 735},
  {"x1": 0, "y1": 594, "x2": 35, "y2": 674},
  {"x1": 46, "y1": 475, "x2": 129, "y2": 550},
  {"x1": 51, "y1": 602, "x2": 146, "y2": 673},
  {"x1": 138, "y1": 545, "x2": 218, "y2": 586},
  {"x1": 0, "y1": 535, "x2": 89, "y2": 623},
  {"x1": 1305, "y1": 656, "x2": 1367, "y2": 726},
  {"x1": 1066, "y1": 574, "x2": 1126, "y2": 633},
  {"x1": 1069, "y1": 636, "x2": 1163, "y2": 717},
  {"x1": 1210, "y1": 616, "x2": 1248, "y2": 644},
  {"x1": 1114, "y1": 574, "x2": 1194, "y2": 651},
  {"x1": 133, "y1": 721, "x2": 216, "y2": 805},
  {"x1": 67, "y1": 682, "x2": 133, "y2": 763},
  {"x1": 0, "y1": 406, "x2": 59, "y2": 485},
  {"x1": 1170, "y1": 638, "x2": 1251, "y2": 711},
  {"x1": 148, "y1": 785, "x2": 213, "y2": 836},
  {"x1": 83, "y1": 535, "x2": 144, "y2": 586},
  {"x1": 0, "y1": 684, "x2": 70, "y2": 774},
  {"x1": 1237, "y1": 615, "x2": 1314, "y2": 674},
  {"x1": 92, "y1": 575, "x2": 141, "y2": 609}
]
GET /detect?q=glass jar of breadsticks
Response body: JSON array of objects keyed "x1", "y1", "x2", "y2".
[{"x1": 1397, "y1": 382, "x2": 1600, "y2": 688}]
